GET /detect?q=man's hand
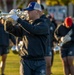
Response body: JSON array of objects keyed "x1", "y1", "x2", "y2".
[
  {"x1": 6, "y1": 9, "x2": 19, "y2": 21},
  {"x1": 6, "y1": 14, "x2": 19, "y2": 21},
  {"x1": 9, "y1": 9, "x2": 18, "y2": 15}
]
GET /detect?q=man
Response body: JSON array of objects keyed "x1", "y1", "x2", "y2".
[
  {"x1": 39, "y1": 4, "x2": 52, "y2": 75},
  {"x1": 47, "y1": 15, "x2": 57, "y2": 73},
  {"x1": 40, "y1": 4, "x2": 57, "y2": 75},
  {"x1": 0, "y1": 18, "x2": 16, "y2": 75},
  {"x1": 5, "y1": 2, "x2": 49, "y2": 75},
  {"x1": 54, "y1": 17, "x2": 74, "y2": 75}
]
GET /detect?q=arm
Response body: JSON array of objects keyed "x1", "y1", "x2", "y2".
[
  {"x1": 17, "y1": 18, "x2": 49, "y2": 35},
  {"x1": 5, "y1": 14, "x2": 49, "y2": 35},
  {"x1": 54, "y1": 25, "x2": 61, "y2": 41},
  {"x1": 4, "y1": 21, "x2": 23, "y2": 37}
]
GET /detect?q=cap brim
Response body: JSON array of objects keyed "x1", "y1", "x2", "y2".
[{"x1": 23, "y1": 7, "x2": 34, "y2": 11}]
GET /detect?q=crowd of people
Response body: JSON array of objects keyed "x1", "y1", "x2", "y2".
[{"x1": 0, "y1": 1, "x2": 74, "y2": 75}]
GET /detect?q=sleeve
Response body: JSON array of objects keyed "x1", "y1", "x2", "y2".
[
  {"x1": 54, "y1": 25, "x2": 61, "y2": 41},
  {"x1": 51, "y1": 23, "x2": 58, "y2": 43},
  {"x1": 4, "y1": 20, "x2": 23, "y2": 37},
  {"x1": 17, "y1": 18, "x2": 49, "y2": 35},
  {"x1": 71, "y1": 26, "x2": 74, "y2": 41}
]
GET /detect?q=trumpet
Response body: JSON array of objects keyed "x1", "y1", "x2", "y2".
[
  {"x1": 0, "y1": 9, "x2": 21, "y2": 16},
  {"x1": 0, "y1": 9, "x2": 28, "y2": 20}
]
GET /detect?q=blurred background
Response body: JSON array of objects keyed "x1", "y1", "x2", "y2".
[{"x1": 0, "y1": 0, "x2": 74, "y2": 22}]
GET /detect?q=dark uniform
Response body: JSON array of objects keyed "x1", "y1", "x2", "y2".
[
  {"x1": 48, "y1": 17, "x2": 57, "y2": 66},
  {"x1": 40, "y1": 14, "x2": 52, "y2": 56},
  {"x1": 5, "y1": 18, "x2": 49, "y2": 75},
  {"x1": 54, "y1": 24, "x2": 74, "y2": 58},
  {"x1": 40, "y1": 15, "x2": 57, "y2": 66},
  {"x1": 0, "y1": 23, "x2": 16, "y2": 55}
]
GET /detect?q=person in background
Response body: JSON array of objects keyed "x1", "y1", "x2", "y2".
[
  {"x1": 47, "y1": 15, "x2": 57, "y2": 74},
  {"x1": 0, "y1": 18, "x2": 16, "y2": 75},
  {"x1": 5, "y1": 2, "x2": 49, "y2": 75},
  {"x1": 47, "y1": 14, "x2": 58, "y2": 72},
  {"x1": 40, "y1": 4, "x2": 56, "y2": 75},
  {"x1": 54, "y1": 17, "x2": 74, "y2": 75},
  {"x1": 40, "y1": 4, "x2": 52, "y2": 75},
  {"x1": 48, "y1": 14, "x2": 57, "y2": 28}
]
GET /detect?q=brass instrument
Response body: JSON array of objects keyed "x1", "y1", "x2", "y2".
[
  {"x1": 0, "y1": 9, "x2": 29, "y2": 26},
  {"x1": 11, "y1": 41, "x2": 28, "y2": 55},
  {"x1": 53, "y1": 29, "x2": 72, "y2": 51},
  {"x1": 0, "y1": 9, "x2": 28, "y2": 20}
]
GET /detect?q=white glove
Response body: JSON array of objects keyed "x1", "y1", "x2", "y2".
[
  {"x1": 61, "y1": 36, "x2": 71, "y2": 44},
  {"x1": 6, "y1": 9, "x2": 19, "y2": 21},
  {"x1": 9, "y1": 9, "x2": 23, "y2": 17},
  {"x1": 61, "y1": 34, "x2": 69, "y2": 42},
  {"x1": 6, "y1": 14, "x2": 19, "y2": 21},
  {"x1": 9, "y1": 9, "x2": 17, "y2": 15}
]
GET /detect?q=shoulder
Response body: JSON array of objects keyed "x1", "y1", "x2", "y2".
[
  {"x1": 55, "y1": 23, "x2": 63, "y2": 31},
  {"x1": 36, "y1": 18, "x2": 47, "y2": 23},
  {"x1": 40, "y1": 15, "x2": 50, "y2": 21},
  {"x1": 58, "y1": 23, "x2": 63, "y2": 28}
]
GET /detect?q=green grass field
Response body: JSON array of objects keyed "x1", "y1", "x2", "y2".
[
  {"x1": 0, "y1": 51, "x2": 64, "y2": 75},
  {"x1": 52, "y1": 52, "x2": 63, "y2": 75}
]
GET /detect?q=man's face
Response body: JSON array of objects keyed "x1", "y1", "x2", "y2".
[
  {"x1": 28, "y1": 10, "x2": 39, "y2": 20},
  {"x1": 28, "y1": 10, "x2": 35, "y2": 20}
]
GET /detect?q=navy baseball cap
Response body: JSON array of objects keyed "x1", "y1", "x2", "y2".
[{"x1": 24, "y1": 2, "x2": 42, "y2": 11}]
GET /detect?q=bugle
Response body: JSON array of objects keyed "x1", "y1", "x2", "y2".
[{"x1": 0, "y1": 9, "x2": 28, "y2": 20}]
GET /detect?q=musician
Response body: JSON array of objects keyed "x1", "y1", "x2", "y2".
[
  {"x1": 54, "y1": 17, "x2": 74, "y2": 75},
  {"x1": 4, "y1": 2, "x2": 49, "y2": 75}
]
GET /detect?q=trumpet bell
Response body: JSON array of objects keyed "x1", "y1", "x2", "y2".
[
  {"x1": 53, "y1": 45, "x2": 60, "y2": 52},
  {"x1": 11, "y1": 46, "x2": 19, "y2": 54}
]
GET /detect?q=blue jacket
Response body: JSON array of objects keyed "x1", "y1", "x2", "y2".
[
  {"x1": 6, "y1": 18, "x2": 49, "y2": 60},
  {"x1": 0, "y1": 23, "x2": 16, "y2": 46}
]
